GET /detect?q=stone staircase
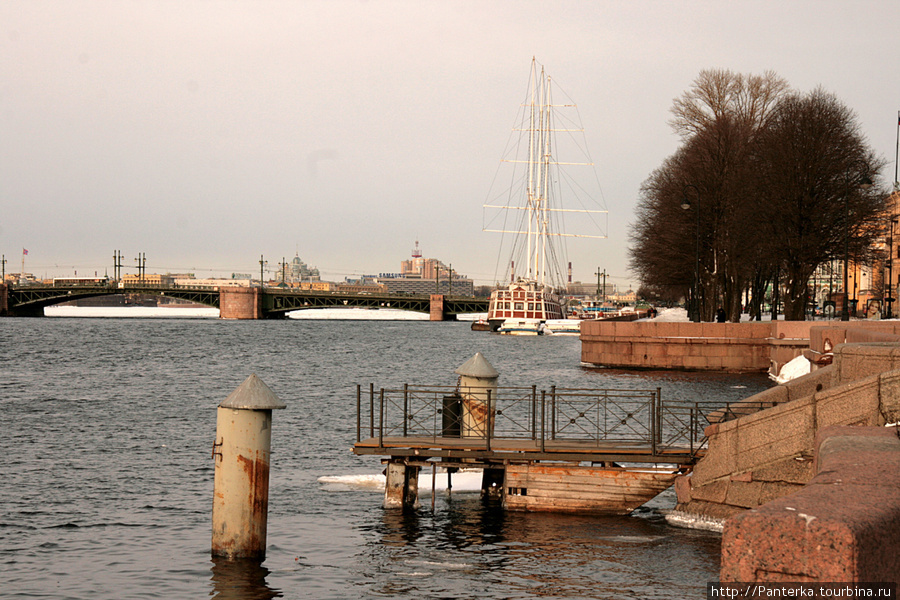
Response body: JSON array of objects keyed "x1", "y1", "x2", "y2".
[{"x1": 674, "y1": 330, "x2": 900, "y2": 523}]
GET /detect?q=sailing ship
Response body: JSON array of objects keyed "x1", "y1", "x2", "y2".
[{"x1": 483, "y1": 59, "x2": 606, "y2": 334}]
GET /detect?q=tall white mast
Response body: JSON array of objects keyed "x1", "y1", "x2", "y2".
[{"x1": 526, "y1": 59, "x2": 538, "y2": 281}]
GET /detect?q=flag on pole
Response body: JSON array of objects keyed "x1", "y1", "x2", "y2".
[{"x1": 23, "y1": 248, "x2": 28, "y2": 255}]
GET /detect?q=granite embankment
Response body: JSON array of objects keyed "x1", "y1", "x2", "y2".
[{"x1": 720, "y1": 425, "x2": 900, "y2": 583}]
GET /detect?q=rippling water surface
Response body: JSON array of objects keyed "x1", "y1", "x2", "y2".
[{"x1": 0, "y1": 315, "x2": 771, "y2": 599}]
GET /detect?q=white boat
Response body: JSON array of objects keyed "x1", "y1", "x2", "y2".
[
  {"x1": 483, "y1": 59, "x2": 606, "y2": 332},
  {"x1": 543, "y1": 319, "x2": 582, "y2": 335},
  {"x1": 498, "y1": 318, "x2": 546, "y2": 335}
]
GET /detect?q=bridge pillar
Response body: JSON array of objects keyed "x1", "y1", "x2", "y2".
[
  {"x1": 219, "y1": 287, "x2": 263, "y2": 320},
  {"x1": 430, "y1": 294, "x2": 446, "y2": 321},
  {"x1": 0, "y1": 284, "x2": 7, "y2": 316}
]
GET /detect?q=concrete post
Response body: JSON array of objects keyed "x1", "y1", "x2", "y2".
[
  {"x1": 211, "y1": 374, "x2": 286, "y2": 560},
  {"x1": 455, "y1": 352, "x2": 499, "y2": 438}
]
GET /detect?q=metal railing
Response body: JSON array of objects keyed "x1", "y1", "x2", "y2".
[{"x1": 355, "y1": 384, "x2": 775, "y2": 457}]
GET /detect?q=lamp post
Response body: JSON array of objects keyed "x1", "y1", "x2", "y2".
[
  {"x1": 681, "y1": 184, "x2": 701, "y2": 323},
  {"x1": 841, "y1": 162, "x2": 873, "y2": 321},
  {"x1": 887, "y1": 217, "x2": 897, "y2": 319}
]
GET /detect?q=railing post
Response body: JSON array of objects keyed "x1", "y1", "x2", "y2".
[
  {"x1": 691, "y1": 401, "x2": 698, "y2": 454},
  {"x1": 356, "y1": 384, "x2": 361, "y2": 442},
  {"x1": 540, "y1": 389, "x2": 546, "y2": 452},
  {"x1": 369, "y1": 383, "x2": 375, "y2": 438},
  {"x1": 379, "y1": 388, "x2": 385, "y2": 448},
  {"x1": 531, "y1": 384, "x2": 537, "y2": 440},
  {"x1": 650, "y1": 391, "x2": 657, "y2": 457},
  {"x1": 657, "y1": 388, "x2": 662, "y2": 445},
  {"x1": 403, "y1": 383, "x2": 408, "y2": 437},
  {"x1": 486, "y1": 388, "x2": 492, "y2": 452},
  {"x1": 550, "y1": 385, "x2": 557, "y2": 440}
]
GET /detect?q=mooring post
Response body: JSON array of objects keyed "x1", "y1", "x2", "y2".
[
  {"x1": 211, "y1": 374, "x2": 286, "y2": 560},
  {"x1": 455, "y1": 352, "x2": 499, "y2": 439}
]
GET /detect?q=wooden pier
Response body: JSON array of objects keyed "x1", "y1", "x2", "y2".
[{"x1": 353, "y1": 383, "x2": 727, "y2": 514}]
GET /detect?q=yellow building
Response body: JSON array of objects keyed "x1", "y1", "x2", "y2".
[{"x1": 121, "y1": 273, "x2": 174, "y2": 287}]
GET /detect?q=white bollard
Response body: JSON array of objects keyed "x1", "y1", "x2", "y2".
[{"x1": 211, "y1": 374, "x2": 286, "y2": 560}]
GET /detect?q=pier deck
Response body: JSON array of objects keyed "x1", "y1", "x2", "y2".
[{"x1": 354, "y1": 435, "x2": 704, "y2": 464}]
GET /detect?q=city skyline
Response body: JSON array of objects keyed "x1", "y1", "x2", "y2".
[{"x1": 2, "y1": 2, "x2": 899, "y2": 288}]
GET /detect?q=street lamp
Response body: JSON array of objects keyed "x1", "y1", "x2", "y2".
[
  {"x1": 681, "y1": 184, "x2": 701, "y2": 323},
  {"x1": 841, "y1": 162, "x2": 873, "y2": 321},
  {"x1": 887, "y1": 217, "x2": 897, "y2": 319}
]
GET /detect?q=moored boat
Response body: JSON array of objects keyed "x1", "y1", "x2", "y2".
[
  {"x1": 470, "y1": 318, "x2": 491, "y2": 331},
  {"x1": 543, "y1": 319, "x2": 582, "y2": 335},
  {"x1": 497, "y1": 318, "x2": 547, "y2": 335}
]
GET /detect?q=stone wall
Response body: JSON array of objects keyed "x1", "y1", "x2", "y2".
[
  {"x1": 580, "y1": 320, "x2": 813, "y2": 373},
  {"x1": 720, "y1": 425, "x2": 900, "y2": 583}
]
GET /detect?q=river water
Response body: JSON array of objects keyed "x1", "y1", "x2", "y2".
[{"x1": 0, "y1": 314, "x2": 772, "y2": 599}]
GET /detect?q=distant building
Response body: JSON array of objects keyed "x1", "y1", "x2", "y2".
[
  {"x1": 566, "y1": 281, "x2": 616, "y2": 299},
  {"x1": 336, "y1": 279, "x2": 386, "y2": 294},
  {"x1": 121, "y1": 273, "x2": 174, "y2": 287},
  {"x1": 275, "y1": 254, "x2": 320, "y2": 285},
  {"x1": 174, "y1": 277, "x2": 253, "y2": 289},
  {"x1": 377, "y1": 240, "x2": 474, "y2": 296}
]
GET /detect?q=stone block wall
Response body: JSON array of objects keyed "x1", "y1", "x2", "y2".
[
  {"x1": 580, "y1": 320, "x2": 810, "y2": 373},
  {"x1": 720, "y1": 426, "x2": 900, "y2": 584}
]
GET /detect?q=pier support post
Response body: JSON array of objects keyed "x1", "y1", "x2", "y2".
[
  {"x1": 0, "y1": 284, "x2": 7, "y2": 316},
  {"x1": 481, "y1": 466, "x2": 504, "y2": 500},
  {"x1": 384, "y1": 459, "x2": 420, "y2": 510},
  {"x1": 429, "y1": 294, "x2": 445, "y2": 321},
  {"x1": 219, "y1": 287, "x2": 263, "y2": 320},
  {"x1": 211, "y1": 374, "x2": 286, "y2": 560}
]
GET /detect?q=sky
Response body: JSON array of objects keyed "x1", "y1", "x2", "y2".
[{"x1": 2, "y1": 1, "x2": 899, "y2": 289}]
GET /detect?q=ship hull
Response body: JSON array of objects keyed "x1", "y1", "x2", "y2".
[{"x1": 503, "y1": 463, "x2": 677, "y2": 515}]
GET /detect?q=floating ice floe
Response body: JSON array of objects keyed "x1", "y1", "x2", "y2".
[{"x1": 317, "y1": 470, "x2": 484, "y2": 494}]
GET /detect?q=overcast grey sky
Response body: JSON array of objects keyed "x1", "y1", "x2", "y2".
[{"x1": 2, "y1": 1, "x2": 899, "y2": 288}]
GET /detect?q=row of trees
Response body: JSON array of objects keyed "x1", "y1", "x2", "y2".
[{"x1": 629, "y1": 69, "x2": 890, "y2": 321}]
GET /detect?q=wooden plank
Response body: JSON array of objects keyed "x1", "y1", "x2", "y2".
[{"x1": 503, "y1": 495, "x2": 636, "y2": 515}]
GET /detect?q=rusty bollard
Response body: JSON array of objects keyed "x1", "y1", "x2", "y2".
[
  {"x1": 456, "y1": 352, "x2": 499, "y2": 439},
  {"x1": 211, "y1": 374, "x2": 286, "y2": 560}
]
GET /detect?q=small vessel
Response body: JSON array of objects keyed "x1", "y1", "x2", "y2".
[
  {"x1": 483, "y1": 59, "x2": 606, "y2": 333},
  {"x1": 542, "y1": 319, "x2": 582, "y2": 335},
  {"x1": 497, "y1": 318, "x2": 547, "y2": 335},
  {"x1": 470, "y1": 318, "x2": 491, "y2": 331}
]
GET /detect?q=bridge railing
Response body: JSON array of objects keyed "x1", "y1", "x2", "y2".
[{"x1": 355, "y1": 383, "x2": 732, "y2": 456}]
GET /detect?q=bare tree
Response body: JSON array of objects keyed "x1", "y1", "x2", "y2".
[
  {"x1": 632, "y1": 69, "x2": 788, "y2": 321},
  {"x1": 751, "y1": 88, "x2": 889, "y2": 320}
]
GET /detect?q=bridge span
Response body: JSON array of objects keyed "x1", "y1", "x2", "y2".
[{"x1": 0, "y1": 283, "x2": 488, "y2": 320}]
